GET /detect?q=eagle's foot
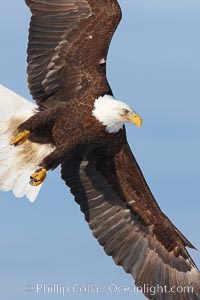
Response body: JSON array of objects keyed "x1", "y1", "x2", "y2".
[
  {"x1": 10, "y1": 130, "x2": 30, "y2": 146},
  {"x1": 30, "y1": 168, "x2": 47, "y2": 186}
]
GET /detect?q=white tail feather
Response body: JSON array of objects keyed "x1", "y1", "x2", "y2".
[{"x1": 0, "y1": 84, "x2": 54, "y2": 202}]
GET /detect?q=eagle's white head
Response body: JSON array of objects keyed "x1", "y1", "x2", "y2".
[{"x1": 92, "y1": 94, "x2": 142, "y2": 133}]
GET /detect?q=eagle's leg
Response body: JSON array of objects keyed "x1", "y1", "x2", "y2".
[
  {"x1": 11, "y1": 108, "x2": 56, "y2": 146},
  {"x1": 30, "y1": 168, "x2": 47, "y2": 186},
  {"x1": 30, "y1": 144, "x2": 73, "y2": 186}
]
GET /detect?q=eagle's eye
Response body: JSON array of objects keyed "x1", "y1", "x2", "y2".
[{"x1": 122, "y1": 109, "x2": 129, "y2": 115}]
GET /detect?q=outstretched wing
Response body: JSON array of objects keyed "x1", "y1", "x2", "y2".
[
  {"x1": 25, "y1": 0, "x2": 121, "y2": 108},
  {"x1": 61, "y1": 132, "x2": 200, "y2": 299}
]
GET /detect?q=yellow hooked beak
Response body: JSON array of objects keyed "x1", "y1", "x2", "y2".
[
  {"x1": 127, "y1": 112, "x2": 142, "y2": 128},
  {"x1": 131, "y1": 113, "x2": 142, "y2": 127}
]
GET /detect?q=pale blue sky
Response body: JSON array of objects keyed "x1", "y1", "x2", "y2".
[{"x1": 0, "y1": 1, "x2": 200, "y2": 300}]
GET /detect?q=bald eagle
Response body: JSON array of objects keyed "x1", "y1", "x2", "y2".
[{"x1": 0, "y1": 1, "x2": 200, "y2": 299}]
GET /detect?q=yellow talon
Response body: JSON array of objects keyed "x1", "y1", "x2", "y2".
[
  {"x1": 30, "y1": 168, "x2": 47, "y2": 186},
  {"x1": 11, "y1": 130, "x2": 30, "y2": 146}
]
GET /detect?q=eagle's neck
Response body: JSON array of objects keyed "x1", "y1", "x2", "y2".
[{"x1": 92, "y1": 95, "x2": 124, "y2": 133}]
